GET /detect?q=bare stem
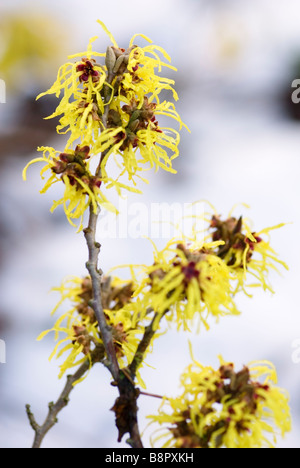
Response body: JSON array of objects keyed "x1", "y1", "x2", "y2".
[
  {"x1": 139, "y1": 390, "x2": 164, "y2": 399},
  {"x1": 26, "y1": 344, "x2": 104, "y2": 448},
  {"x1": 83, "y1": 193, "x2": 144, "y2": 448},
  {"x1": 129, "y1": 312, "x2": 167, "y2": 379},
  {"x1": 83, "y1": 207, "x2": 119, "y2": 382},
  {"x1": 114, "y1": 370, "x2": 144, "y2": 448}
]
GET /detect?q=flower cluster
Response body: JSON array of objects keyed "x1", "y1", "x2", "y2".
[
  {"x1": 132, "y1": 239, "x2": 239, "y2": 331},
  {"x1": 23, "y1": 146, "x2": 116, "y2": 230},
  {"x1": 38, "y1": 275, "x2": 147, "y2": 384},
  {"x1": 149, "y1": 358, "x2": 291, "y2": 448},
  {"x1": 23, "y1": 21, "x2": 188, "y2": 228},
  {"x1": 128, "y1": 208, "x2": 287, "y2": 331},
  {"x1": 208, "y1": 211, "x2": 288, "y2": 294}
]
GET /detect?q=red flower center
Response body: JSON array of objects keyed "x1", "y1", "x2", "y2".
[{"x1": 182, "y1": 262, "x2": 200, "y2": 282}]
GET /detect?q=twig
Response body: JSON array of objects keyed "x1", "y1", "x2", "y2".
[
  {"x1": 109, "y1": 312, "x2": 167, "y2": 448},
  {"x1": 84, "y1": 208, "x2": 119, "y2": 382},
  {"x1": 129, "y1": 312, "x2": 166, "y2": 379},
  {"x1": 26, "y1": 344, "x2": 104, "y2": 448},
  {"x1": 84, "y1": 207, "x2": 144, "y2": 447},
  {"x1": 139, "y1": 390, "x2": 163, "y2": 400},
  {"x1": 113, "y1": 370, "x2": 144, "y2": 448}
]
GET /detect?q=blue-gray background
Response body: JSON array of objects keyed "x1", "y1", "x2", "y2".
[{"x1": 0, "y1": 0, "x2": 300, "y2": 448}]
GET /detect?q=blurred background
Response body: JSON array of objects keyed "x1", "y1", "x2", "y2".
[{"x1": 1, "y1": 0, "x2": 300, "y2": 448}]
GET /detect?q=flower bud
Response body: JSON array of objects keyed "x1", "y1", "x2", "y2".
[
  {"x1": 113, "y1": 55, "x2": 124, "y2": 74},
  {"x1": 52, "y1": 161, "x2": 67, "y2": 174},
  {"x1": 59, "y1": 152, "x2": 74, "y2": 163},
  {"x1": 75, "y1": 145, "x2": 90, "y2": 159},
  {"x1": 128, "y1": 119, "x2": 139, "y2": 132},
  {"x1": 105, "y1": 46, "x2": 116, "y2": 73}
]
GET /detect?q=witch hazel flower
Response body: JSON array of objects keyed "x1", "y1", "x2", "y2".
[
  {"x1": 36, "y1": 37, "x2": 107, "y2": 150},
  {"x1": 132, "y1": 239, "x2": 239, "y2": 331},
  {"x1": 22, "y1": 146, "x2": 116, "y2": 231},
  {"x1": 38, "y1": 275, "x2": 148, "y2": 386},
  {"x1": 23, "y1": 21, "x2": 188, "y2": 227},
  {"x1": 149, "y1": 357, "x2": 291, "y2": 448},
  {"x1": 95, "y1": 30, "x2": 189, "y2": 185},
  {"x1": 208, "y1": 211, "x2": 288, "y2": 294}
]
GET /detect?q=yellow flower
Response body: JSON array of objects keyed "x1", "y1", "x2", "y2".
[
  {"x1": 37, "y1": 276, "x2": 147, "y2": 384},
  {"x1": 119, "y1": 33, "x2": 179, "y2": 102},
  {"x1": 36, "y1": 37, "x2": 107, "y2": 150},
  {"x1": 149, "y1": 357, "x2": 291, "y2": 448},
  {"x1": 34, "y1": 20, "x2": 188, "y2": 193},
  {"x1": 22, "y1": 146, "x2": 116, "y2": 231},
  {"x1": 209, "y1": 211, "x2": 288, "y2": 294},
  {"x1": 97, "y1": 30, "x2": 189, "y2": 184},
  {"x1": 96, "y1": 97, "x2": 183, "y2": 187},
  {"x1": 133, "y1": 240, "x2": 239, "y2": 331}
]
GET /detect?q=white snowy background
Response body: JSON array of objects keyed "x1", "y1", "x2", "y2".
[{"x1": 0, "y1": 0, "x2": 300, "y2": 448}]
